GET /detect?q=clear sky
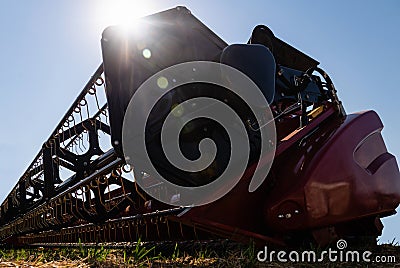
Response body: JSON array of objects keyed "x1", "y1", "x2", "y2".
[{"x1": 0, "y1": 0, "x2": 399, "y2": 243}]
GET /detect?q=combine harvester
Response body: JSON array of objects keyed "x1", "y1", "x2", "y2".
[{"x1": 0, "y1": 6, "x2": 399, "y2": 247}]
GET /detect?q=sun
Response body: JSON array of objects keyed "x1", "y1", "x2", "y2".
[{"x1": 98, "y1": 0, "x2": 153, "y2": 27}]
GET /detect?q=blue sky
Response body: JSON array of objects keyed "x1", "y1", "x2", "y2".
[{"x1": 0, "y1": 0, "x2": 399, "y2": 243}]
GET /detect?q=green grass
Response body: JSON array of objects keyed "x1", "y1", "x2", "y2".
[{"x1": 0, "y1": 241, "x2": 399, "y2": 267}]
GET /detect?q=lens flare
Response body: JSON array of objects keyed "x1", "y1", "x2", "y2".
[
  {"x1": 142, "y1": 48, "x2": 151, "y2": 59},
  {"x1": 157, "y1": 76, "x2": 168, "y2": 89}
]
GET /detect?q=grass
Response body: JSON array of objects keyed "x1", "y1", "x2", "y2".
[{"x1": 0, "y1": 240, "x2": 399, "y2": 267}]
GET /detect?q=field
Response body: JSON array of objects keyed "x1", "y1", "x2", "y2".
[{"x1": 0, "y1": 240, "x2": 398, "y2": 267}]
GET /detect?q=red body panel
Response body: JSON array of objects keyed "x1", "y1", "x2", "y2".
[
  {"x1": 179, "y1": 108, "x2": 400, "y2": 244},
  {"x1": 266, "y1": 110, "x2": 400, "y2": 231}
]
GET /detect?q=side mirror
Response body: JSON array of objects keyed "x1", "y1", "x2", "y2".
[{"x1": 220, "y1": 44, "x2": 276, "y2": 104}]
